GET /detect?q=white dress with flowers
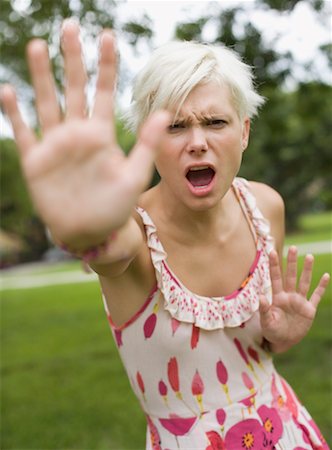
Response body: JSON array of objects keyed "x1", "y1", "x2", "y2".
[{"x1": 102, "y1": 177, "x2": 329, "y2": 450}]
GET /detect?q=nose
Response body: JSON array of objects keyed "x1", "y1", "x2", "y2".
[{"x1": 186, "y1": 126, "x2": 208, "y2": 154}]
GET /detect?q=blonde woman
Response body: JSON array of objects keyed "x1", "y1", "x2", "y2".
[{"x1": 1, "y1": 20, "x2": 329, "y2": 449}]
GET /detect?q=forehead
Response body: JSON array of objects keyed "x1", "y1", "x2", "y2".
[{"x1": 174, "y1": 80, "x2": 236, "y2": 118}]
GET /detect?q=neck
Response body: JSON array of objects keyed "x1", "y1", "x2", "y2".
[{"x1": 154, "y1": 181, "x2": 238, "y2": 244}]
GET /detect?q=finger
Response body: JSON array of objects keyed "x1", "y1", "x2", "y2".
[
  {"x1": 298, "y1": 254, "x2": 314, "y2": 297},
  {"x1": 285, "y1": 246, "x2": 298, "y2": 291},
  {"x1": 0, "y1": 84, "x2": 37, "y2": 154},
  {"x1": 310, "y1": 273, "x2": 330, "y2": 308},
  {"x1": 125, "y1": 111, "x2": 170, "y2": 192},
  {"x1": 92, "y1": 30, "x2": 117, "y2": 120},
  {"x1": 61, "y1": 19, "x2": 87, "y2": 118},
  {"x1": 259, "y1": 295, "x2": 270, "y2": 315},
  {"x1": 27, "y1": 39, "x2": 61, "y2": 131},
  {"x1": 269, "y1": 250, "x2": 284, "y2": 295}
]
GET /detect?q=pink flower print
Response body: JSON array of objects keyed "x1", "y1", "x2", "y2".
[
  {"x1": 234, "y1": 338, "x2": 250, "y2": 366},
  {"x1": 307, "y1": 419, "x2": 329, "y2": 449},
  {"x1": 158, "y1": 379, "x2": 169, "y2": 407},
  {"x1": 191, "y1": 370, "x2": 204, "y2": 414},
  {"x1": 168, "y1": 357, "x2": 182, "y2": 400},
  {"x1": 216, "y1": 360, "x2": 232, "y2": 404},
  {"x1": 205, "y1": 430, "x2": 225, "y2": 450},
  {"x1": 216, "y1": 408, "x2": 226, "y2": 435},
  {"x1": 247, "y1": 346, "x2": 266, "y2": 372},
  {"x1": 242, "y1": 372, "x2": 255, "y2": 393},
  {"x1": 270, "y1": 373, "x2": 291, "y2": 421},
  {"x1": 234, "y1": 338, "x2": 261, "y2": 383},
  {"x1": 224, "y1": 418, "x2": 265, "y2": 450},
  {"x1": 143, "y1": 302, "x2": 159, "y2": 339},
  {"x1": 171, "y1": 317, "x2": 181, "y2": 336},
  {"x1": 136, "y1": 371, "x2": 146, "y2": 402},
  {"x1": 295, "y1": 418, "x2": 329, "y2": 450},
  {"x1": 257, "y1": 405, "x2": 283, "y2": 448},
  {"x1": 216, "y1": 408, "x2": 226, "y2": 427},
  {"x1": 113, "y1": 329, "x2": 123, "y2": 347},
  {"x1": 240, "y1": 372, "x2": 256, "y2": 414},
  {"x1": 159, "y1": 414, "x2": 197, "y2": 436},
  {"x1": 147, "y1": 415, "x2": 162, "y2": 450},
  {"x1": 191, "y1": 324, "x2": 200, "y2": 349},
  {"x1": 159, "y1": 379, "x2": 168, "y2": 396},
  {"x1": 280, "y1": 377, "x2": 299, "y2": 418}
]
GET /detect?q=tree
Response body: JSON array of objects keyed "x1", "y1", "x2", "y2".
[
  {"x1": 174, "y1": 0, "x2": 331, "y2": 228},
  {"x1": 0, "y1": 138, "x2": 50, "y2": 261},
  {"x1": 0, "y1": 0, "x2": 154, "y2": 97}
]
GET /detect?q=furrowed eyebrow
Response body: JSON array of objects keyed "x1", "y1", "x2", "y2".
[{"x1": 170, "y1": 113, "x2": 229, "y2": 126}]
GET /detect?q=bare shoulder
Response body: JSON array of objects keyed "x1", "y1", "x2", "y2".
[
  {"x1": 248, "y1": 181, "x2": 284, "y2": 218},
  {"x1": 248, "y1": 181, "x2": 285, "y2": 256}
]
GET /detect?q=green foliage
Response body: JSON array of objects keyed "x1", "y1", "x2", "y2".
[
  {"x1": 0, "y1": 0, "x2": 153, "y2": 89},
  {"x1": 174, "y1": 2, "x2": 331, "y2": 229},
  {"x1": 240, "y1": 82, "x2": 332, "y2": 228},
  {"x1": 0, "y1": 138, "x2": 49, "y2": 260},
  {"x1": 175, "y1": 17, "x2": 209, "y2": 41},
  {"x1": 115, "y1": 117, "x2": 135, "y2": 154},
  {"x1": 122, "y1": 13, "x2": 153, "y2": 46},
  {"x1": 0, "y1": 139, "x2": 32, "y2": 233}
]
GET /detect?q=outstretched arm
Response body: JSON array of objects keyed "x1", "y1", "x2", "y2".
[
  {"x1": 260, "y1": 246, "x2": 330, "y2": 353},
  {"x1": 0, "y1": 20, "x2": 169, "y2": 272}
]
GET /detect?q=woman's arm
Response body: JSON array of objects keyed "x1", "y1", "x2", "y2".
[
  {"x1": 250, "y1": 181, "x2": 330, "y2": 353},
  {"x1": 0, "y1": 21, "x2": 168, "y2": 274}
]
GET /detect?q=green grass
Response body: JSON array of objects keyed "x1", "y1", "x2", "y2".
[
  {"x1": 1, "y1": 283, "x2": 146, "y2": 449},
  {"x1": 285, "y1": 210, "x2": 332, "y2": 244},
  {"x1": 274, "y1": 253, "x2": 332, "y2": 446},
  {"x1": 1, "y1": 212, "x2": 331, "y2": 449}
]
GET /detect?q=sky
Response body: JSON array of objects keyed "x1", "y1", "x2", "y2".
[{"x1": 1, "y1": 0, "x2": 331, "y2": 137}]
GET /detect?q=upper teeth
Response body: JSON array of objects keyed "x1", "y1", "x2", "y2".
[{"x1": 190, "y1": 166, "x2": 209, "y2": 171}]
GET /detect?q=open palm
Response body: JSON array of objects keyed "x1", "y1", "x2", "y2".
[
  {"x1": 1, "y1": 20, "x2": 168, "y2": 249},
  {"x1": 260, "y1": 246, "x2": 330, "y2": 352}
]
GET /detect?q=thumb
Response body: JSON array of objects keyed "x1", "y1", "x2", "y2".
[{"x1": 126, "y1": 111, "x2": 170, "y2": 192}]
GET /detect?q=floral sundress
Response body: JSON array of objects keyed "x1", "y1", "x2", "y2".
[{"x1": 102, "y1": 177, "x2": 329, "y2": 450}]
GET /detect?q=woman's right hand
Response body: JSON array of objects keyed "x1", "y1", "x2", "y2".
[{"x1": 1, "y1": 20, "x2": 169, "y2": 250}]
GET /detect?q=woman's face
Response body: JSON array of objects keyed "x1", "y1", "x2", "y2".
[{"x1": 155, "y1": 80, "x2": 250, "y2": 211}]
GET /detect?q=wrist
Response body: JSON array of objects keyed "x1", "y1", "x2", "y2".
[
  {"x1": 56, "y1": 232, "x2": 117, "y2": 263},
  {"x1": 263, "y1": 338, "x2": 298, "y2": 354}
]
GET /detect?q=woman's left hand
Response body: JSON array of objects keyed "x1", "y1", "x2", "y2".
[{"x1": 259, "y1": 246, "x2": 330, "y2": 353}]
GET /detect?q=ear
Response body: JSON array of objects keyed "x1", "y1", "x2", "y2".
[{"x1": 241, "y1": 117, "x2": 250, "y2": 151}]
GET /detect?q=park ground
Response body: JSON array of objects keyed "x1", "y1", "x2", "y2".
[{"x1": 1, "y1": 211, "x2": 331, "y2": 449}]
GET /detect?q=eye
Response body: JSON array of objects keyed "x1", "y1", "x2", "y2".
[
  {"x1": 206, "y1": 119, "x2": 227, "y2": 128},
  {"x1": 167, "y1": 122, "x2": 186, "y2": 133}
]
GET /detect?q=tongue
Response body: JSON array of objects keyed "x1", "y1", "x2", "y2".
[{"x1": 186, "y1": 168, "x2": 215, "y2": 187}]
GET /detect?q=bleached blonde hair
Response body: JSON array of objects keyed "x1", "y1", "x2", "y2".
[{"x1": 124, "y1": 40, "x2": 265, "y2": 133}]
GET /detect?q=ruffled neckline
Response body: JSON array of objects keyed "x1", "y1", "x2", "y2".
[{"x1": 136, "y1": 178, "x2": 274, "y2": 330}]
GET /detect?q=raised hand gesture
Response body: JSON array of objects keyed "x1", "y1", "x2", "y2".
[
  {"x1": 260, "y1": 246, "x2": 330, "y2": 353},
  {"x1": 1, "y1": 20, "x2": 169, "y2": 250}
]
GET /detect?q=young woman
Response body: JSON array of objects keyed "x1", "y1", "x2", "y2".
[{"x1": 1, "y1": 20, "x2": 330, "y2": 449}]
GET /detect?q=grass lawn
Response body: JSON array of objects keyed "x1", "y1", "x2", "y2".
[
  {"x1": 285, "y1": 210, "x2": 332, "y2": 244},
  {"x1": 1, "y1": 213, "x2": 331, "y2": 449}
]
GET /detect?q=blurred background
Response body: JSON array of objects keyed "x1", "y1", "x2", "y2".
[{"x1": 0, "y1": 1, "x2": 331, "y2": 449}]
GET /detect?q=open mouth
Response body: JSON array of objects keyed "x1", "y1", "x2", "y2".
[{"x1": 186, "y1": 166, "x2": 216, "y2": 188}]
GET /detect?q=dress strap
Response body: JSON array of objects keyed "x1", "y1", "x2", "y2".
[{"x1": 232, "y1": 178, "x2": 275, "y2": 254}]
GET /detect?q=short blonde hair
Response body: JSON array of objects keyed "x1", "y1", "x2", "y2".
[{"x1": 124, "y1": 40, "x2": 265, "y2": 132}]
